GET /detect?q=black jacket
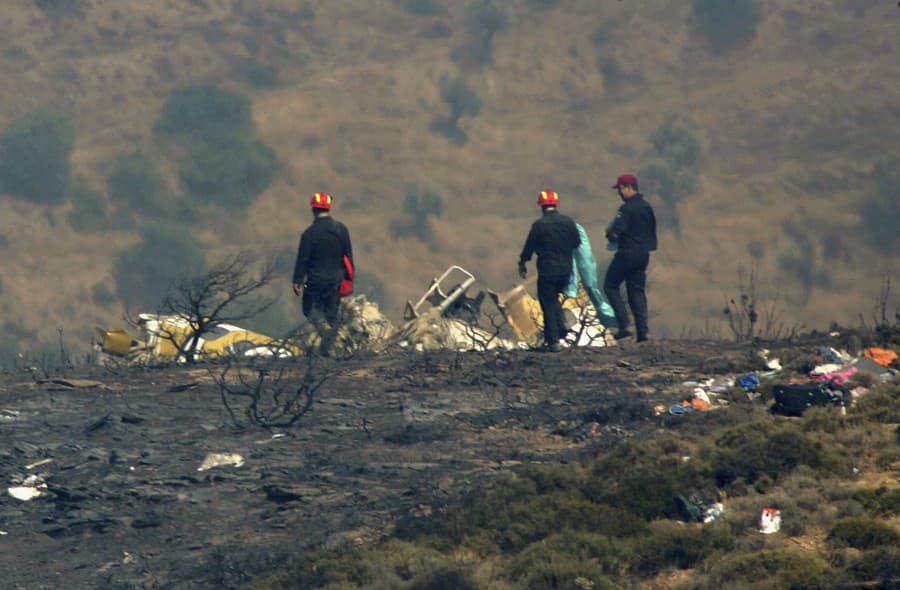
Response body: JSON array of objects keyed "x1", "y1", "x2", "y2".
[
  {"x1": 292, "y1": 216, "x2": 353, "y2": 288},
  {"x1": 519, "y1": 210, "x2": 581, "y2": 278},
  {"x1": 608, "y1": 194, "x2": 657, "y2": 252}
]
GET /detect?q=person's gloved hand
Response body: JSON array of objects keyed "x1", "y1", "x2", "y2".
[{"x1": 518, "y1": 261, "x2": 527, "y2": 279}]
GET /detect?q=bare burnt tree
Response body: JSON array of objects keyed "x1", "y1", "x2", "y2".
[
  {"x1": 723, "y1": 266, "x2": 795, "y2": 342},
  {"x1": 859, "y1": 275, "x2": 900, "y2": 345},
  {"x1": 156, "y1": 251, "x2": 279, "y2": 363},
  {"x1": 214, "y1": 355, "x2": 328, "y2": 429}
]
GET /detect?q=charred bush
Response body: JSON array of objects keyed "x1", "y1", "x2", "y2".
[{"x1": 215, "y1": 355, "x2": 326, "y2": 429}]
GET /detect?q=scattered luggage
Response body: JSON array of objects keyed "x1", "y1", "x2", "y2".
[{"x1": 771, "y1": 382, "x2": 851, "y2": 417}]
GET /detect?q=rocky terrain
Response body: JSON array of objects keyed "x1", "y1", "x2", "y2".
[{"x1": 0, "y1": 338, "x2": 785, "y2": 589}]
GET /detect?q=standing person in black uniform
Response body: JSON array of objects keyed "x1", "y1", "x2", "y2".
[
  {"x1": 518, "y1": 190, "x2": 581, "y2": 352},
  {"x1": 604, "y1": 174, "x2": 657, "y2": 342},
  {"x1": 292, "y1": 192, "x2": 353, "y2": 355}
]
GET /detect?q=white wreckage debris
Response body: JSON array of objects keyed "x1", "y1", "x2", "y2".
[
  {"x1": 395, "y1": 265, "x2": 613, "y2": 351},
  {"x1": 95, "y1": 267, "x2": 613, "y2": 360}
]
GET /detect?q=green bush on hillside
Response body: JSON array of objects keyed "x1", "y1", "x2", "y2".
[
  {"x1": 638, "y1": 115, "x2": 700, "y2": 232},
  {"x1": 527, "y1": 0, "x2": 560, "y2": 9},
  {"x1": 113, "y1": 223, "x2": 207, "y2": 310},
  {"x1": 776, "y1": 227, "x2": 832, "y2": 302},
  {"x1": 827, "y1": 517, "x2": 900, "y2": 550},
  {"x1": 178, "y1": 139, "x2": 277, "y2": 208},
  {"x1": 632, "y1": 521, "x2": 734, "y2": 575},
  {"x1": 107, "y1": 152, "x2": 168, "y2": 217},
  {"x1": 861, "y1": 157, "x2": 900, "y2": 253},
  {"x1": 430, "y1": 75, "x2": 481, "y2": 145},
  {"x1": 67, "y1": 183, "x2": 108, "y2": 233},
  {"x1": 393, "y1": 183, "x2": 444, "y2": 242},
  {"x1": 691, "y1": 0, "x2": 763, "y2": 54},
  {"x1": 844, "y1": 546, "x2": 900, "y2": 585},
  {"x1": 0, "y1": 108, "x2": 74, "y2": 204},
  {"x1": 711, "y1": 425, "x2": 826, "y2": 487},
  {"x1": 403, "y1": 0, "x2": 442, "y2": 17},
  {"x1": 507, "y1": 531, "x2": 628, "y2": 585},
  {"x1": 701, "y1": 549, "x2": 829, "y2": 588},
  {"x1": 154, "y1": 85, "x2": 278, "y2": 208},
  {"x1": 354, "y1": 268, "x2": 390, "y2": 309},
  {"x1": 35, "y1": 0, "x2": 83, "y2": 17},
  {"x1": 453, "y1": 0, "x2": 507, "y2": 66},
  {"x1": 91, "y1": 283, "x2": 117, "y2": 308},
  {"x1": 230, "y1": 57, "x2": 280, "y2": 89},
  {"x1": 154, "y1": 85, "x2": 254, "y2": 144}
]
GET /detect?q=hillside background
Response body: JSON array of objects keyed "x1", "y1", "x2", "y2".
[{"x1": 0, "y1": 0, "x2": 898, "y2": 360}]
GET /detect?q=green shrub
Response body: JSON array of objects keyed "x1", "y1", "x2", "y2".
[
  {"x1": 632, "y1": 521, "x2": 733, "y2": 575},
  {"x1": 35, "y1": 0, "x2": 82, "y2": 16},
  {"x1": 354, "y1": 268, "x2": 390, "y2": 309},
  {"x1": 827, "y1": 517, "x2": 900, "y2": 549},
  {"x1": 67, "y1": 184, "x2": 108, "y2": 233},
  {"x1": 453, "y1": 0, "x2": 506, "y2": 66},
  {"x1": 638, "y1": 116, "x2": 700, "y2": 229},
  {"x1": 527, "y1": 0, "x2": 560, "y2": 9},
  {"x1": 430, "y1": 75, "x2": 481, "y2": 145},
  {"x1": 691, "y1": 0, "x2": 763, "y2": 54},
  {"x1": 395, "y1": 473, "x2": 646, "y2": 554},
  {"x1": 702, "y1": 549, "x2": 829, "y2": 588},
  {"x1": 590, "y1": 29, "x2": 610, "y2": 45},
  {"x1": 861, "y1": 157, "x2": 900, "y2": 253},
  {"x1": 403, "y1": 0, "x2": 442, "y2": 16},
  {"x1": 91, "y1": 283, "x2": 117, "y2": 308},
  {"x1": 711, "y1": 424, "x2": 825, "y2": 486},
  {"x1": 113, "y1": 223, "x2": 207, "y2": 310},
  {"x1": 408, "y1": 564, "x2": 478, "y2": 590},
  {"x1": 230, "y1": 57, "x2": 280, "y2": 89},
  {"x1": 106, "y1": 152, "x2": 167, "y2": 216},
  {"x1": 178, "y1": 139, "x2": 278, "y2": 208},
  {"x1": 649, "y1": 116, "x2": 700, "y2": 171},
  {"x1": 3, "y1": 45, "x2": 29, "y2": 60},
  {"x1": 637, "y1": 158, "x2": 678, "y2": 206},
  {"x1": 154, "y1": 84, "x2": 254, "y2": 144},
  {"x1": 852, "y1": 487, "x2": 900, "y2": 517},
  {"x1": 394, "y1": 183, "x2": 445, "y2": 241},
  {"x1": 508, "y1": 531, "x2": 631, "y2": 581},
  {"x1": 0, "y1": 108, "x2": 74, "y2": 204},
  {"x1": 844, "y1": 546, "x2": 900, "y2": 585}
]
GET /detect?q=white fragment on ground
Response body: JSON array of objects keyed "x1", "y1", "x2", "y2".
[{"x1": 197, "y1": 453, "x2": 245, "y2": 471}]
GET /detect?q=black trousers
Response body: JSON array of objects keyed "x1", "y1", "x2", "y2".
[
  {"x1": 537, "y1": 274, "x2": 570, "y2": 346},
  {"x1": 603, "y1": 250, "x2": 650, "y2": 339},
  {"x1": 302, "y1": 282, "x2": 340, "y2": 348}
]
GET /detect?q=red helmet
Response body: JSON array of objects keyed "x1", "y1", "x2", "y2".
[
  {"x1": 310, "y1": 192, "x2": 332, "y2": 210},
  {"x1": 537, "y1": 190, "x2": 559, "y2": 207}
]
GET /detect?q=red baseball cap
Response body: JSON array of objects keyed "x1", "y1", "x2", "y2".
[{"x1": 611, "y1": 174, "x2": 638, "y2": 189}]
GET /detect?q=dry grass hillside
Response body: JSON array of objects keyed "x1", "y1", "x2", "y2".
[{"x1": 0, "y1": 0, "x2": 898, "y2": 359}]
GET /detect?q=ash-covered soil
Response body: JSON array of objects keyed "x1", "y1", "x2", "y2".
[{"x1": 0, "y1": 340, "x2": 768, "y2": 589}]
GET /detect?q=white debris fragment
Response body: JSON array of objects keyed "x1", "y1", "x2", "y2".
[
  {"x1": 197, "y1": 453, "x2": 245, "y2": 471},
  {"x1": 8, "y1": 474, "x2": 49, "y2": 501}
]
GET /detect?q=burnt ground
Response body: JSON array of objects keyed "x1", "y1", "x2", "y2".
[{"x1": 0, "y1": 340, "x2": 773, "y2": 589}]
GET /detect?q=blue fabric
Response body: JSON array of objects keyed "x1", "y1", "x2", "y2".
[
  {"x1": 564, "y1": 224, "x2": 617, "y2": 327},
  {"x1": 605, "y1": 218, "x2": 618, "y2": 251},
  {"x1": 738, "y1": 373, "x2": 760, "y2": 392}
]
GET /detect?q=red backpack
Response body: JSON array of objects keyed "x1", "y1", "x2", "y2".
[{"x1": 339, "y1": 255, "x2": 354, "y2": 297}]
